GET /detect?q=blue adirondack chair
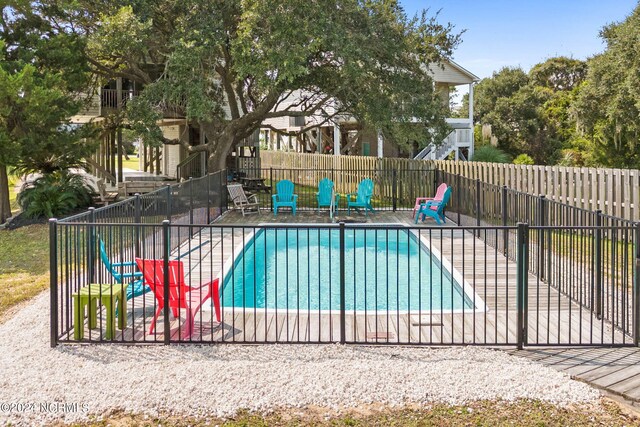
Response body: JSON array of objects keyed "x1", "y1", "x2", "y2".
[
  {"x1": 316, "y1": 178, "x2": 340, "y2": 213},
  {"x1": 272, "y1": 180, "x2": 298, "y2": 215},
  {"x1": 346, "y1": 178, "x2": 375, "y2": 216},
  {"x1": 99, "y1": 239, "x2": 149, "y2": 300},
  {"x1": 415, "y1": 187, "x2": 452, "y2": 224}
]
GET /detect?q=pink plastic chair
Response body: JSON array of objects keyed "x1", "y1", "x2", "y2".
[
  {"x1": 135, "y1": 258, "x2": 221, "y2": 339},
  {"x1": 412, "y1": 183, "x2": 448, "y2": 218}
]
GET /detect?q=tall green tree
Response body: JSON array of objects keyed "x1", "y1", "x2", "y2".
[
  {"x1": 0, "y1": 4, "x2": 95, "y2": 223},
  {"x1": 574, "y1": 4, "x2": 640, "y2": 168},
  {"x1": 470, "y1": 59, "x2": 587, "y2": 164},
  {"x1": 529, "y1": 57, "x2": 587, "y2": 92},
  {"x1": 472, "y1": 67, "x2": 529, "y2": 123},
  {"x1": 40, "y1": 0, "x2": 460, "y2": 171}
]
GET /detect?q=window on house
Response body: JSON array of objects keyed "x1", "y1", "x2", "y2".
[{"x1": 289, "y1": 116, "x2": 305, "y2": 127}]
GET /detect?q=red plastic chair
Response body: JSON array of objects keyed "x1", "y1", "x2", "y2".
[
  {"x1": 412, "y1": 183, "x2": 448, "y2": 218},
  {"x1": 135, "y1": 258, "x2": 221, "y2": 339}
]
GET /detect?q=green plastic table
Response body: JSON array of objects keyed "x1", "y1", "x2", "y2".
[{"x1": 72, "y1": 283, "x2": 127, "y2": 340}]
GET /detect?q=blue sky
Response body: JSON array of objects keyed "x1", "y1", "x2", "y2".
[{"x1": 401, "y1": 0, "x2": 638, "y2": 79}]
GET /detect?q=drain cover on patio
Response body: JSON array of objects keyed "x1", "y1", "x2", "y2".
[{"x1": 410, "y1": 315, "x2": 444, "y2": 326}]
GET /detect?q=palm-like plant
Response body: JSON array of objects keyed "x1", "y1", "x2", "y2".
[{"x1": 17, "y1": 171, "x2": 94, "y2": 218}]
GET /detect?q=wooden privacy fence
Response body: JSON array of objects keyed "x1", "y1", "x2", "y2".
[
  {"x1": 259, "y1": 151, "x2": 436, "y2": 206},
  {"x1": 260, "y1": 150, "x2": 435, "y2": 173},
  {"x1": 260, "y1": 151, "x2": 640, "y2": 221},
  {"x1": 435, "y1": 161, "x2": 640, "y2": 221}
]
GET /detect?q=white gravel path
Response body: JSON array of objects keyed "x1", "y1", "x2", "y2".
[{"x1": 0, "y1": 293, "x2": 599, "y2": 426}]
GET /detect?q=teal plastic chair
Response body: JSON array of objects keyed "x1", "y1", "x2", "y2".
[
  {"x1": 415, "y1": 187, "x2": 452, "y2": 224},
  {"x1": 272, "y1": 180, "x2": 298, "y2": 215},
  {"x1": 316, "y1": 178, "x2": 340, "y2": 212},
  {"x1": 99, "y1": 239, "x2": 149, "y2": 300},
  {"x1": 346, "y1": 178, "x2": 375, "y2": 216}
]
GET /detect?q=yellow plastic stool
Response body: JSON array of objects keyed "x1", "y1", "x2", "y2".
[{"x1": 72, "y1": 283, "x2": 127, "y2": 340}]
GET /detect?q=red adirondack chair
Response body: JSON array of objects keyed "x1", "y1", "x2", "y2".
[{"x1": 135, "y1": 258, "x2": 221, "y2": 339}]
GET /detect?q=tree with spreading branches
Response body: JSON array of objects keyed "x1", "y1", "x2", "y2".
[{"x1": 36, "y1": 0, "x2": 460, "y2": 171}]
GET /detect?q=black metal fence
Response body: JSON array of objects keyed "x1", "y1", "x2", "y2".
[
  {"x1": 49, "y1": 165, "x2": 640, "y2": 348},
  {"x1": 439, "y1": 171, "x2": 638, "y2": 339}
]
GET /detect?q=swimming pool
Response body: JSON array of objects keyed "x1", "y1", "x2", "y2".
[{"x1": 219, "y1": 227, "x2": 485, "y2": 313}]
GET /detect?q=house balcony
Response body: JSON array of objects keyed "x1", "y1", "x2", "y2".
[{"x1": 100, "y1": 89, "x2": 140, "y2": 112}]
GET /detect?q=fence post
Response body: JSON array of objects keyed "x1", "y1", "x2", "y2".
[
  {"x1": 134, "y1": 194, "x2": 141, "y2": 258},
  {"x1": 634, "y1": 222, "x2": 640, "y2": 346},
  {"x1": 189, "y1": 176, "x2": 194, "y2": 226},
  {"x1": 220, "y1": 170, "x2": 226, "y2": 214},
  {"x1": 201, "y1": 151, "x2": 207, "y2": 177},
  {"x1": 206, "y1": 173, "x2": 211, "y2": 224},
  {"x1": 434, "y1": 168, "x2": 440, "y2": 194},
  {"x1": 165, "y1": 184, "x2": 172, "y2": 222},
  {"x1": 49, "y1": 218, "x2": 58, "y2": 348},
  {"x1": 270, "y1": 167, "x2": 274, "y2": 212},
  {"x1": 502, "y1": 186, "x2": 508, "y2": 255},
  {"x1": 339, "y1": 221, "x2": 346, "y2": 344},
  {"x1": 475, "y1": 179, "x2": 481, "y2": 227},
  {"x1": 516, "y1": 222, "x2": 529, "y2": 350},
  {"x1": 162, "y1": 219, "x2": 171, "y2": 345},
  {"x1": 392, "y1": 169, "x2": 397, "y2": 211},
  {"x1": 87, "y1": 207, "x2": 96, "y2": 284},
  {"x1": 595, "y1": 210, "x2": 603, "y2": 319},
  {"x1": 456, "y1": 174, "x2": 461, "y2": 226},
  {"x1": 538, "y1": 195, "x2": 546, "y2": 281}
]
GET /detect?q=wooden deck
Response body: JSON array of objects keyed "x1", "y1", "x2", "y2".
[{"x1": 507, "y1": 347, "x2": 640, "y2": 402}]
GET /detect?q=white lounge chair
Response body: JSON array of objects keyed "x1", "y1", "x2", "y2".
[{"x1": 227, "y1": 183, "x2": 260, "y2": 216}]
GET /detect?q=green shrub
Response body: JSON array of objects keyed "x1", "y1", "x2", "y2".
[
  {"x1": 471, "y1": 146, "x2": 511, "y2": 163},
  {"x1": 17, "y1": 171, "x2": 94, "y2": 219},
  {"x1": 513, "y1": 154, "x2": 535, "y2": 165}
]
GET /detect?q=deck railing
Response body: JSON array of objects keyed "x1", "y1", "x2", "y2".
[
  {"x1": 100, "y1": 88, "x2": 140, "y2": 110},
  {"x1": 49, "y1": 165, "x2": 640, "y2": 347},
  {"x1": 176, "y1": 152, "x2": 208, "y2": 182}
]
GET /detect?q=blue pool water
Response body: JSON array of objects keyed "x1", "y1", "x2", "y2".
[{"x1": 221, "y1": 228, "x2": 477, "y2": 312}]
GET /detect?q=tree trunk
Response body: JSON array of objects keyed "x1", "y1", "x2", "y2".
[
  {"x1": 0, "y1": 163, "x2": 12, "y2": 224},
  {"x1": 207, "y1": 135, "x2": 235, "y2": 173}
]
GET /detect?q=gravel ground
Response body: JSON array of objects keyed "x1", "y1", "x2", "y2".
[{"x1": 0, "y1": 293, "x2": 600, "y2": 426}]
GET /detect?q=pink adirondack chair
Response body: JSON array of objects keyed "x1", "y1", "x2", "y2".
[
  {"x1": 135, "y1": 258, "x2": 221, "y2": 339},
  {"x1": 412, "y1": 183, "x2": 448, "y2": 218}
]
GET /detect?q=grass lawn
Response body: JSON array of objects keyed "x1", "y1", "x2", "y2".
[
  {"x1": 8, "y1": 174, "x2": 20, "y2": 213},
  {"x1": 73, "y1": 400, "x2": 637, "y2": 426},
  {"x1": 0, "y1": 224, "x2": 49, "y2": 320},
  {"x1": 122, "y1": 157, "x2": 141, "y2": 171},
  {"x1": 1, "y1": 177, "x2": 49, "y2": 320}
]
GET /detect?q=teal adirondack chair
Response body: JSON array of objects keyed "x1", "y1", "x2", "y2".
[
  {"x1": 99, "y1": 239, "x2": 149, "y2": 300},
  {"x1": 346, "y1": 178, "x2": 375, "y2": 216},
  {"x1": 415, "y1": 187, "x2": 452, "y2": 224},
  {"x1": 316, "y1": 178, "x2": 340, "y2": 213},
  {"x1": 272, "y1": 180, "x2": 298, "y2": 215}
]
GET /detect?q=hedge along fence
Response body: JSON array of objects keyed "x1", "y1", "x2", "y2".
[{"x1": 260, "y1": 151, "x2": 640, "y2": 222}]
